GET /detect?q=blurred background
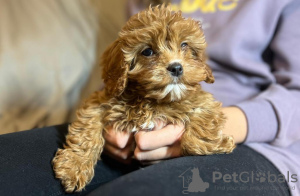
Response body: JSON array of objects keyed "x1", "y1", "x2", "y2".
[{"x1": 0, "y1": 0, "x2": 127, "y2": 134}]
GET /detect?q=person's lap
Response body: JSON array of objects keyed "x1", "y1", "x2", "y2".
[
  {"x1": 89, "y1": 146, "x2": 291, "y2": 196},
  {"x1": 0, "y1": 124, "x2": 290, "y2": 196},
  {"x1": 0, "y1": 124, "x2": 132, "y2": 196}
]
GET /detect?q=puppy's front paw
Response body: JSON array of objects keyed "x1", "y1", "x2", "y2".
[
  {"x1": 218, "y1": 135, "x2": 235, "y2": 153},
  {"x1": 181, "y1": 130, "x2": 236, "y2": 155},
  {"x1": 52, "y1": 149, "x2": 94, "y2": 192}
]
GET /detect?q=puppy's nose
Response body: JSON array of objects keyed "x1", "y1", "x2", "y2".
[{"x1": 167, "y1": 63, "x2": 183, "y2": 77}]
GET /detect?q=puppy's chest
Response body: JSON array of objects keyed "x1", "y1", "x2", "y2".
[
  {"x1": 123, "y1": 104, "x2": 164, "y2": 131},
  {"x1": 126, "y1": 105, "x2": 158, "y2": 131},
  {"x1": 105, "y1": 100, "x2": 197, "y2": 132}
]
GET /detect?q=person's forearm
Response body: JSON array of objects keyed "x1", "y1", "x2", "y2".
[{"x1": 221, "y1": 107, "x2": 248, "y2": 144}]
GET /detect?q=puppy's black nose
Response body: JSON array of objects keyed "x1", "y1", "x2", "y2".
[{"x1": 167, "y1": 63, "x2": 183, "y2": 77}]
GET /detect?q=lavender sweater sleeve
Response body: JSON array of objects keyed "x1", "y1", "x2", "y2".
[{"x1": 236, "y1": 1, "x2": 300, "y2": 146}]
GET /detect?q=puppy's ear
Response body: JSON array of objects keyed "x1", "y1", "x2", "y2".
[
  {"x1": 198, "y1": 47, "x2": 215, "y2": 83},
  {"x1": 101, "y1": 40, "x2": 129, "y2": 97},
  {"x1": 204, "y1": 64, "x2": 215, "y2": 83},
  {"x1": 199, "y1": 52, "x2": 215, "y2": 83}
]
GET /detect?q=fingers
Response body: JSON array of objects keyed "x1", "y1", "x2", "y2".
[
  {"x1": 103, "y1": 142, "x2": 134, "y2": 164},
  {"x1": 103, "y1": 122, "x2": 184, "y2": 164},
  {"x1": 103, "y1": 127, "x2": 134, "y2": 164},
  {"x1": 134, "y1": 141, "x2": 181, "y2": 161},
  {"x1": 151, "y1": 120, "x2": 166, "y2": 131},
  {"x1": 134, "y1": 121, "x2": 184, "y2": 162},
  {"x1": 104, "y1": 127, "x2": 133, "y2": 149},
  {"x1": 135, "y1": 123, "x2": 184, "y2": 151}
]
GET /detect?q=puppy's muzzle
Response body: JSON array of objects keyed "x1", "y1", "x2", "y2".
[{"x1": 167, "y1": 63, "x2": 183, "y2": 77}]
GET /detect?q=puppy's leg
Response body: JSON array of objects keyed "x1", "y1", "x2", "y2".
[
  {"x1": 52, "y1": 92, "x2": 105, "y2": 192},
  {"x1": 181, "y1": 107, "x2": 235, "y2": 156}
]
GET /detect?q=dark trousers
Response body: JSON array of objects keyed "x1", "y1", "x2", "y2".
[{"x1": 0, "y1": 124, "x2": 290, "y2": 196}]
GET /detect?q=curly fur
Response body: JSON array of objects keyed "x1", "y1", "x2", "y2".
[{"x1": 52, "y1": 5, "x2": 235, "y2": 192}]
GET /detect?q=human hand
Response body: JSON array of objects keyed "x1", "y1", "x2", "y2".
[
  {"x1": 103, "y1": 127, "x2": 134, "y2": 164},
  {"x1": 134, "y1": 120, "x2": 184, "y2": 164}
]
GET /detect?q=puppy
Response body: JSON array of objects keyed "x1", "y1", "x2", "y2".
[{"x1": 52, "y1": 5, "x2": 235, "y2": 192}]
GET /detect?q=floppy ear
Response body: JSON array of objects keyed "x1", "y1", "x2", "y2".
[
  {"x1": 101, "y1": 40, "x2": 129, "y2": 97},
  {"x1": 204, "y1": 64, "x2": 215, "y2": 83},
  {"x1": 198, "y1": 46, "x2": 214, "y2": 83},
  {"x1": 198, "y1": 52, "x2": 215, "y2": 83}
]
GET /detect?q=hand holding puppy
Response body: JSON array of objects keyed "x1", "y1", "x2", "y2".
[
  {"x1": 104, "y1": 106, "x2": 247, "y2": 164},
  {"x1": 104, "y1": 120, "x2": 184, "y2": 164}
]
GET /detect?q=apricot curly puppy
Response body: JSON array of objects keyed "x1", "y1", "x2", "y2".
[{"x1": 52, "y1": 5, "x2": 235, "y2": 192}]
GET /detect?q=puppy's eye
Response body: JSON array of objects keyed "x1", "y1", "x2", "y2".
[
  {"x1": 181, "y1": 42, "x2": 188, "y2": 48},
  {"x1": 141, "y1": 48, "x2": 154, "y2": 57}
]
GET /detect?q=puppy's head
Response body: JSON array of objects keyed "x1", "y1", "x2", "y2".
[{"x1": 101, "y1": 5, "x2": 214, "y2": 102}]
